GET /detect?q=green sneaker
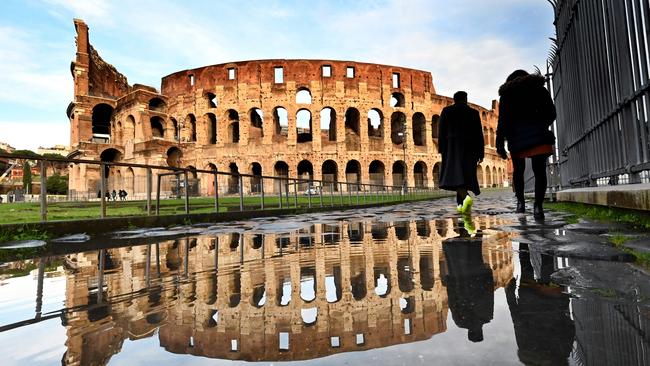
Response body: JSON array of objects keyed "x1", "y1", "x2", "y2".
[
  {"x1": 456, "y1": 204, "x2": 463, "y2": 213},
  {"x1": 462, "y1": 215, "x2": 477, "y2": 236},
  {"x1": 461, "y1": 195, "x2": 473, "y2": 214}
]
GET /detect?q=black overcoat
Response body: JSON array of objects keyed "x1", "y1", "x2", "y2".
[
  {"x1": 496, "y1": 74, "x2": 556, "y2": 154},
  {"x1": 438, "y1": 102, "x2": 484, "y2": 194}
]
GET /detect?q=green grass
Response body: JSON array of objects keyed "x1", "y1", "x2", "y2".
[
  {"x1": 0, "y1": 191, "x2": 449, "y2": 225},
  {"x1": 546, "y1": 201, "x2": 650, "y2": 229}
]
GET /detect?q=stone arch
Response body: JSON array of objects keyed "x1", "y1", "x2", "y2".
[
  {"x1": 203, "y1": 163, "x2": 217, "y2": 195},
  {"x1": 412, "y1": 112, "x2": 426, "y2": 146},
  {"x1": 320, "y1": 107, "x2": 337, "y2": 143},
  {"x1": 433, "y1": 162, "x2": 441, "y2": 188},
  {"x1": 274, "y1": 161, "x2": 289, "y2": 193},
  {"x1": 166, "y1": 147, "x2": 182, "y2": 168},
  {"x1": 148, "y1": 97, "x2": 166, "y2": 112},
  {"x1": 204, "y1": 113, "x2": 217, "y2": 144},
  {"x1": 92, "y1": 103, "x2": 113, "y2": 140},
  {"x1": 124, "y1": 167, "x2": 134, "y2": 195},
  {"x1": 125, "y1": 115, "x2": 135, "y2": 140},
  {"x1": 205, "y1": 92, "x2": 217, "y2": 108},
  {"x1": 228, "y1": 162, "x2": 240, "y2": 194},
  {"x1": 344, "y1": 107, "x2": 361, "y2": 151},
  {"x1": 249, "y1": 108, "x2": 263, "y2": 142},
  {"x1": 100, "y1": 148, "x2": 122, "y2": 179},
  {"x1": 297, "y1": 160, "x2": 314, "y2": 190},
  {"x1": 150, "y1": 116, "x2": 165, "y2": 138},
  {"x1": 489, "y1": 127, "x2": 495, "y2": 147},
  {"x1": 431, "y1": 114, "x2": 440, "y2": 139},
  {"x1": 273, "y1": 107, "x2": 288, "y2": 142},
  {"x1": 369, "y1": 160, "x2": 385, "y2": 187},
  {"x1": 346, "y1": 160, "x2": 361, "y2": 190},
  {"x1": 492, "y1": 166, "x2": 497, "y2": 187},
  {"x1": 225, "y1": 110, "x2": 239, "y2": 143},
  {"x1": 186, "y1": 114, "x2": 197, "y2": 142},
  {"x1": 390, "y1": 112, "x2": 406, "y2": 145},
  {"x1": 296, "y1": 88, "x2": 312, "y2": 104},
  {"x1": 296, "y1": 109, "x2": 312, "y2": 143},
  {"x1": 414, "y1": 161, "x2": 428, "y2": 188},
  {"x1": 392, "y1": 160, "x2": 406, "y2": 188},
  {"x1": 477, "y1": 165, "x2": 484, "y2": 188},
  {"x1": 114, "y1": 121, "x2": 122, "y2": 145},
  {"x1": 390, "y1": 92, "x2": 405, "y2": 107},
  {"x1": 250, "y1": 162, "x2": 262, "y2": 193},
  {"x1": 368, "y1": 108, "x2": 384, "y2": 151},
  {"x1": 322, "y1": 160, "x2": 338, "y2": 191},
  {"x1": 170, "y1": 117, "x2": 179, "y2": 141},
  {"x1": 186, "y1": 165, "x2": 199, "y2": 196},
  {"x1": 483, "y1": 126, "x2": 489, "y2": 146}
]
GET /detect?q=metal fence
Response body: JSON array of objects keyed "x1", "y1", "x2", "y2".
[
  {"x1": 549, "y1": 0, "x2": 650, "y2": 188},
  {"x1": 0, "y1": 152, "x2": 445, "y2": 223}
]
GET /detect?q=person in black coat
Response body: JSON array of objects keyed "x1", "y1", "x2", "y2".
[
  {"x1": 442, "y1": 228, "x2": 494, "y2": 342},
  {"x1": 496, "y1": 70, "x2": 556, "y2": 219},
  {"x1": 438, "y1": 91, "x2": 485, "y2": 212}
]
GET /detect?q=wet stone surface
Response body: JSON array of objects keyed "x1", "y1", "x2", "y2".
[{"x1": 0, "y1": 190, "x2": 648, "y2": 365}]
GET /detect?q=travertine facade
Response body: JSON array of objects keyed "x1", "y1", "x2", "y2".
[
  {"x1": 67, "y1": 19, "x2": 508, "y2": 198},
  {"x1": 61, "y1": 216, "x2": 513, "y2": 364}
]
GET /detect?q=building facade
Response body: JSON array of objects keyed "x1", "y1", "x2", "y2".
[{"x1": 67, "y1": 19, "x2": 508, "y2": 199}]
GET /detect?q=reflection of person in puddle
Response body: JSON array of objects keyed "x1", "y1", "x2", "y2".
[
  {"x1": 506, "y1": 243, "x2": 575, "y2": 364},
  {"x1": 443, "y1": 227, "x2": 494, "y2": 342}
]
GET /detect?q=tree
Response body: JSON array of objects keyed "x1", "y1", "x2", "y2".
[
  {"x1": 12, "y1": 150, "x2": 41, "y2": 158},
  {"x1": 46, "y1": 174, "x2": 68, "y2": 195},
  {"x1": 22, "y1": 162, "x2": 32, "y2": 194}
]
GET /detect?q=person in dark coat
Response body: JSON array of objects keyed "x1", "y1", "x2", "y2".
[
  {"x1": 442, "y1": 228, "x2": 494, "y2": 342},
  {"x1": 438, "y1": 91, "x2": 485, "y2": 212},
  {"x1": 496, "y1": 70, "x2": 556, "y2": 219}
]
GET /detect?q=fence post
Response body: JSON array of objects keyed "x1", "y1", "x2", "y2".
[
  {"x1": 156, "y1": 174, "x2": 161, "y2": 215},
  {"x1": 214, "y1": 172, "x2": 219, "y2": 213},
  {"x1": 238, "y1": 175, "x2": 244, "y2": 212},
  {"x1": 356, "y1": 184, "x2": 360, "y2": 205},
  {"x1": 100, "y1": 163, "x2": 107, "y2": 219},
  {"x1": 279, "y1": 179, "x2": 283, "y2": 209},
  {"x1": 39, "y1": 160, "x2": 47, "y2": 222},
  {"x1": 339, "y1": 182, "x2": 344, "y2": 206},
  {"x1": 260, "y1": 177, "x2": 265, "y2": 210},
  {"x1": 330, "y1": 183, "x2": 334, "y2": 206},
  {"x1": 319, "y1": 182, "x2": 324, "y2": 208},
  {"x1": 146, "y1": 168, "x2": 152, "y2": 215},
  {"x1": 308, "y1": 180, "x2": 312, "y2": 208},
  {"x1": 184, "y1": 171, "x2": 190, "y2": 214},
  {"x1": 293, "y1": 180, "x2": 298, "y2": 208}
]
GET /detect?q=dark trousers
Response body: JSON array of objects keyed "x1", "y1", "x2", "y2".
[{"x1": 512, "y1": 155, "x2": 548, "y2": 205}]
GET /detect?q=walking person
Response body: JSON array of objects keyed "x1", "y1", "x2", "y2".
[
  {"x1": 496, "y1": 70, "x2": 556, "y2": 219},
  {"x1": 438, "y1": 91, "x2": 485, "y2": 214},
  {"x1": 111, "y1": 189, "x2": 117, "y2": 202}
]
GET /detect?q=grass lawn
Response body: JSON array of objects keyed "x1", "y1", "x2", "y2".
[{"x1": 0, "y1": 191, "x2": 449, "y2": 225}]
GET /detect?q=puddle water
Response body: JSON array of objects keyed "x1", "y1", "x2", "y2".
[{"x1": 0, "y1": 207, "x2": 648, "y2": 365}]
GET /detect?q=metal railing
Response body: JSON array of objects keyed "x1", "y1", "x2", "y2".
[
  {"x1": 549, "y1": 0, "x2": 650, "y2": 188},
  {"x1": 0, "y1": 152, "x2": 445, "y2": 223}
]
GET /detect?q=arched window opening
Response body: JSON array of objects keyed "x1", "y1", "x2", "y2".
[
  {"x1": 273, "y1": 107, "x2": 288, "y2": 141},
  {"x1": 186, "y1": 165, "x2": 199, "y2": 196},
  {"x1": 346, "y1": 160, "x2": 361, "y2": 191},
  {"x1": 433, "y1": 163, "x2": 441, "y2": 188},
  {"x1": 325, "y1": 269, "x2": 342, "y2": 303},
  {"x1": 206, "y1": 92, "x2": 217, "y2": 108},
  {"x1": 100, "y1": 148, "x2": 122, "y2": 178},
  {"x1": 125, "y1": 115, "x2": 135, "y2": 140},
  {"x1": 249, "y1": 108, "x2": 264, "y2": 142},
  {"x1": 367, "y1": 109, "x2": 383, "y2": 138},
  {"x1": 250, "y1": 162, "x2": 262, "y2": 193},
  {"x1": 369, "y1": 160, "x2": 385, "y2": 187},
  {"x1": 225, "y1": 110, "x2": 239, "y2": 143},
  {"x1": 432, "y1": 115, "x2": 440, "y2": 139},
  {"x1": 184, "y1": 114, "x2": 196, "y2": 142},
  {"x1": 203, "y1": 163, "x2": 217, "y2": 196},
  {"x1": 297, "y1": 160, "x2": 313, "y2": 191},
  {"x1": 392, "y1": 161, "x2": 406, "y2": 188},
  {"x1": 228, "y1": 162, "x2": 240, "y2": 194},
  {"x1": 345, "y1": 108, "x2": 360, "y2": 151},
  {"x1": 322, "y1": 160, "x2": 338, "y2": 192},
  {"x1": 124, "y1": 167, "x2": 135, "y2": 195},
  {"x1": 390, "y1": 112, "x2": 406, "y2": 145},
  {"x1": 397, "y1": 257, "x2": 414, "y2": 292},
  {"x1": 489, "y1": 128, "x2": 496, "y2": 147},
  {"x1": 296, "y1": 88, "x2": 312, "y2": 104},
  {"x1": 166, "y1": 147, "x2": 182, "y2": 167},
  {"x1": 205, "y1": 113, "x2": 217, "y2": 144},
  {"x1": 350, "y1": 262, "x2": 366, "y2": 301},
  {"x1": 320, "y1": 107, "x2": 337, "y2": 144},
  {"x1": 296, "y1": 109, "x2": 312, "y2": 143},
  {"x1": 300, "y1": 267, "x2": 316, "y2": 302},
  {"x1": 390, "y1": 92, "x2": 405, "y2": 108},
  {"x1": 274, "y1": 161, "x2": 289, "y2": 193},
  {"x1": 492, "y1": 167, "x2": 497, "y2": 187},
  {"x1": 414, "y1": 161, "x2": 427, "y2": 188},
  {"x1": 92, "y1": 104, "x2": 113, "y2": 142},
  {"x1": 150, "y1": 116, "x2": 164, "y2": 138},
  {"x1": 148, "y1": 98, "x2": 166, "y2": 112},
  {"x1": 374, "y1": 268, "x2": 391, "y2": 297},
  {"x1": 171, "y1": 118, "x2": 179, "y2": 141},
  {"x1": 412, "y1": 113, "x2": 426, "y2": 146}
]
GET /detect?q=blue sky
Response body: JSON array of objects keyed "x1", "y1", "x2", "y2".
[{"x1": 0, "y1": 0, "x2": 554, "y2": 151}]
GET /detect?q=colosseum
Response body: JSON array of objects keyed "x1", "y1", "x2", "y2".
[{"x1": 67, "y1": 19, "x2": 508, "y2": 199}]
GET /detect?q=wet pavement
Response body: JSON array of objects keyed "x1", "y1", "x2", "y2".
[{"x1": 0, "y1": 190, "x2": 649, "y2": 365}]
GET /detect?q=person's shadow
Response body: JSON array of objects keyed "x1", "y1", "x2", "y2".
[
  {"x1": 506, "y1": 243, "x2": 575, "y2": 364},
  {"x1": 442, "y1": 225, "x2": 494, "y2": 342}
]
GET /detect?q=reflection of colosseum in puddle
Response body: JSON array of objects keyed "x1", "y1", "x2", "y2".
[{"x1": 62, "y1": 217, "x2": 513, "y2": 364}]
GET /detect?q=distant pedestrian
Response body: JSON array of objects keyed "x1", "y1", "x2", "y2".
[
  {"x1": 496, "y1": 70, "x2": 556, "y2": 219},
  {"x1": 97, "y1": 190, "x2": 101, "y2": 199},
  {"x1": 111, "y1": 189, "x2": 117, "y2": 201},
  {"x1": 105, "y1": 191, "x2": 111, "y2": 201},
  {"x1": 123, "y1": 189, "x2": 128, "y2": 201},
  {"x1": 438, "y1": 91, "x2": 485, "y2": 214}
]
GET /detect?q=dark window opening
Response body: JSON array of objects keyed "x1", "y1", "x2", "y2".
[{"x1": 390, "y1": 92, "x2": 405, "y2": 108}]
